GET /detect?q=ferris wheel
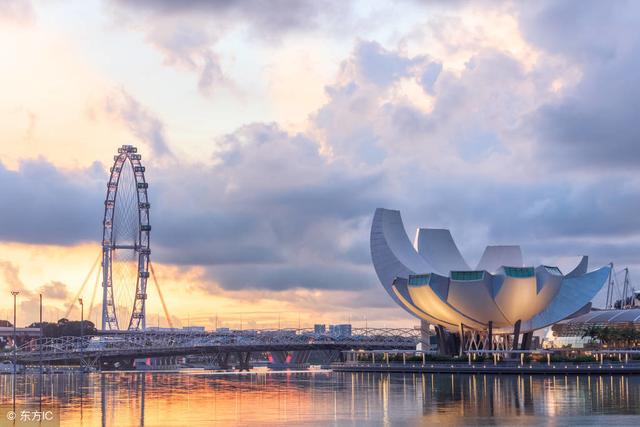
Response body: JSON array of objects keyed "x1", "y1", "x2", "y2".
[{"x1": 101, "y1": 145, "x2": 151, "y2": 331}]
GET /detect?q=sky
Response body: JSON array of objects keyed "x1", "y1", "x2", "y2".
[{"x1": 1, "y1": 0, "x2": 639, "y2": 329}]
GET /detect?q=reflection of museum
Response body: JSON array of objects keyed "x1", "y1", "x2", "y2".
[{"x1": 370, "y1": 208, "x2": 610, "y2": 352}]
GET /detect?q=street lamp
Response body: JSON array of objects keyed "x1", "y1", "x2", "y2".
[
  {"x1": 78, "y1": 298, "x2": 84, "y2": 339},
  {"x1": 78, "y1": 298, "x2": 84, "y2": 370},
  {"x1": 11, "y1": 290, "x2": 19, "y2": 414},
  {"x1": 39, "y1": 294, "x2": 43, "y2": 375},
  {"x1": 11, "y1": 291, "x2": 19, "y2": 361}
]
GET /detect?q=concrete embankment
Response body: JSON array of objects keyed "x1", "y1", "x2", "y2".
[{"x1": 331, "y1": 362, "x2": 640, "y2": 375}]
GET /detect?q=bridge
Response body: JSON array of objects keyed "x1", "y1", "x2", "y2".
[{"x1": 2, "y1": 328, "x2": 419, "y2": 370}]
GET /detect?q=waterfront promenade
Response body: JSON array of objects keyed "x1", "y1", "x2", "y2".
[{"x1": 333, "y1": 361, "x2": 640, "y2": 375}]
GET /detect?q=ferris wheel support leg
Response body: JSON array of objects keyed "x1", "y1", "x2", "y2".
[
  {"x1": 64, "y1": 252, "x2": 101, "y2": 319},
  {"x1": 101, "y1": 248, "x2": 110, "y2": 331},
  {"x1": 150, "y1": 262, "x2": 174, "y2": 329},
  {"x1": 87, "y1": 265, "x2": 101, "y2": 325}
]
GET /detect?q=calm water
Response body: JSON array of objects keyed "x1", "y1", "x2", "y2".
[{"x1": 1, "y1": 370, "x2": 640, "y2": 426}]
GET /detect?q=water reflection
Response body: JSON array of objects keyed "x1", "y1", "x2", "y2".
[{"x1": 1, "y1": 371, "x2": 640, "y2": 426}]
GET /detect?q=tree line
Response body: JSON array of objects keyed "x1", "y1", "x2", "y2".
[
  {"x1": 581, "y1": 325, "x2": 640, "y2": 348},
  {"x1": 28, "y1": 318, "x2": 98, "y2": 338}
]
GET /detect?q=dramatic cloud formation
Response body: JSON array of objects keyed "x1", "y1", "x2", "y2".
[
  {"x1": 520, "y1": 1, "x2": 640, "y2": 168},
  {"x1": 0, "y1": 261, "x2": 30, "y2": 295},
  {"x1": 0, "y1": 160, "x2": 103, "y2": 245},
  {"x1": 113, "y1": 0, "x2": 349, "y2": 38},
  {"x1": 40, "y1": 281, "x2": 70, "y2": 300},
  {"x1": 104, "y1": 89, "x2": 173, "y2": 157},
  {"x1": 1, "y1": 1, "x2": 639, "y2": 324},
  {"x1": 109, "y1": 0, "x2": 351, "y2": 94},
  {"x1": 0, "y1": 260, "x2": 73, "y2": 322}
]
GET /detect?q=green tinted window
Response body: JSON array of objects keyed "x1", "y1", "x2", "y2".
[
  {"x1": 450, "y1": 271, "x2": 484, "y2": 281},
  {"x1": 503, "y1": 266, "x2": 535, "y2": 278},
  {"x1": 408, "y1": 274, "x2": 430, "y2": 286}
]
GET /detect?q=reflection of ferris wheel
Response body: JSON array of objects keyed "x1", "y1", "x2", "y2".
[{"x1": 101, "y1": 145, "x2": 151, "y2": 331}]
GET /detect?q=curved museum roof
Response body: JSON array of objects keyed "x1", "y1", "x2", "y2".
[
  {"x1": 552, "y1": 309, "x2": 640, "y2": 337},
  {"x1": 370, "y1": 208, "x2": 611, "y2": 333},
  {"x1": 559, "y1": 309, "x2": 640, "y2": 326}
]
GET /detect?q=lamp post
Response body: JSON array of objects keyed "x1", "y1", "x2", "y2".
[
  {"x1": 11, "y1": 291, "x2": 19, "y2": 414},
  {"x1": 79, "y1": 298, "x2": 84, "y2": 338},
  {"x1": 78, "y1": 298, "x2": 84, "y2": 370},
  {"x1": 11, "y1": 291, "x2": 19, "y2": 358},
  {"x1": 39, "y1": 293, "x2": 43, "y2": 375}
]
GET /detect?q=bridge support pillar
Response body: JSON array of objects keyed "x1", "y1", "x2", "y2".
[
  {"x1": 292, "y1": 350, "x2": 311, "y2": 365},
  {"x1": 271, "y1": 351, "x2": 288, "y2": 365},
  {"x1": 237, "y1": 352, "x2": 252, "y2": 371},
  {"x1": 219, "y1": 352, "x2": 230, "y2": 370},
  {"x1": 321, "y1": 350, "x2": 341, "y2": 364}
]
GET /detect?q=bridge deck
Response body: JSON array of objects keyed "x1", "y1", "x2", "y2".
[{"x1": 0, "y1": 329, "x2": 419, "y2": 364}]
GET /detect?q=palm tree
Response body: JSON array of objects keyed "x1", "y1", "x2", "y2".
[
  {"x1": 619, "y1": 327, "x2": 640, "y2": 348},
  {"x1": 633, "y1": 329, "x2": 640, "y2": 348},
  {"x1": 582, "y1": 326, "x2": 602, "y2": 345},
  {"x1": 598, "y1": 327, "x2": 614, "y2": 347}
]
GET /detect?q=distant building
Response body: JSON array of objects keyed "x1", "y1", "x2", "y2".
[
  {"x1": 182, "y1": 326, "x2": 206, "y2": 332},
  {"x1": 272, "y1": 329, "x2": 296, "y2": 337},
  {"x1": 329, "y1": 324, "x2": 352, "y2": 337},
  {"x1": 146, "y1": 327, "x2": 176, "y2": 332},
  {"x1": 314, "y1": 324, "x2": 326, "y2": 334}
]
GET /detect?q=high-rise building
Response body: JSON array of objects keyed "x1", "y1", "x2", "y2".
[{"x1": 329, "y1": 324, "x2": 352, "y2": 337}]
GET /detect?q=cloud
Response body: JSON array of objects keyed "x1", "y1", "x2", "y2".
[
  {"x1": 0, "y1": 261, "x2": 31, "y2": 295},
  {"x1": 112, "y1": 0, "x2": 348, "y2": 37},
  {"x1": 0, "y1": 0, "x2": 34, "y2": 25},
  {"x1": 40, "y1": 281, "x2": 70, "y2": 300},
  {"x1": 4, "y1": 2, "x2": 640, "y2": 299},
  {"x1": 395, "y1": 174, "x2": 640, "y2": 269},
  {"x1": 108, "y1": 0, "x2": 351, "y2": 94},
  {"x1": 0, "y1": 121, "x2": 383, "y2": 291},
  {"x1": 309, "y1": 34, "x2": 640, "y2": 275},
  {"x1": 315, "y1": 41, "x2": 548, "y2": 173},
  {"x1": 204, "y1": 263, "x2": 373, "y2": 292},
  {"x1": 103, "y1": 89, "x2": 173, "y2": 157},
  {"x1": 142, "y1": 21, "x2": 227, "y2": 95},
  {"x1": 0, "y1": 261, "x2": 76, "y2": 324},
  {"x1": 0, "y1": 160, "x2": 103, "y2": 245},
  {"x1": 518, "y1": 1, "x2": 635, "y2": 62},
  {"x1": 353, "y1": 40, "x2": 429, "y2": 87},
  {"x1": 518, "y1": 1, "x2": 640, "y2": 168},
  {"x1": 149, "y1": 123, "x2": 385, "y2": 291}
]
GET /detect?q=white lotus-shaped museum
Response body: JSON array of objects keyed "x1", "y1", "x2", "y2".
[{"x1": 371, "y1": 208, "x2": 610, "y2": 334}]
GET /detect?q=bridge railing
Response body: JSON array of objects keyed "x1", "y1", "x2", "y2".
[{"x1": 8, "y1": 328, "x2": 419, "y2": 358}]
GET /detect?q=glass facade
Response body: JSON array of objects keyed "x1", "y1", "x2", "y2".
[
  {"x1": 408, "y1": 274, "x2": 431, "y2": 285},
  {"x1": 503, "y1": 266, "x2": 535, "y2": 278},
  {"x1": 450, "y1": 271, "x2": 484, "y2": 281}
]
